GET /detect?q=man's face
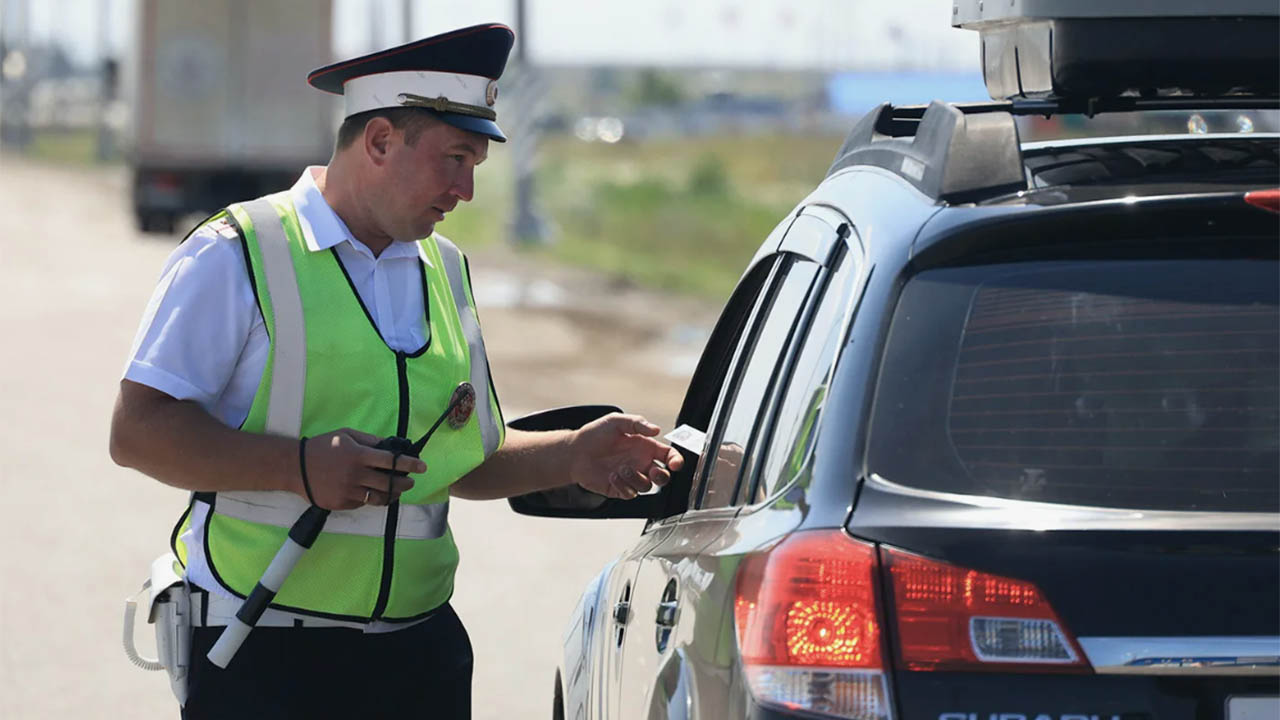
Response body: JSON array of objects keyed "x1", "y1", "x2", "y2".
[{"x1": 378, "y1": 120, "x2": 489, "y2": 242}]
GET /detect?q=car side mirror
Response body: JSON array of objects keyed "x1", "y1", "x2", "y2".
[{"x1": 506, "y1": 405, "x2": 667, "y2": 519}]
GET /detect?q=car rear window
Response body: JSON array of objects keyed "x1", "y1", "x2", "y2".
[{"x1": 868, "y1": 259, "x2": 1279, "y2": 512}]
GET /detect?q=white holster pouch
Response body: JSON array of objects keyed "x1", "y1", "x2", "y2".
[{"x1": 123, "y1": 553, "x2": 191, "y2": 706}]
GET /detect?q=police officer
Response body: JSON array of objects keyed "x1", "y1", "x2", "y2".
[{"x1": 109, "y1": 24, "x2": 683, "y2": 718}]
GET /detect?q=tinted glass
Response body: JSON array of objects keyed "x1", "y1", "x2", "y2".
[
  {"x1": 700, "y1": 259, "x2": 819, "y2": 509},
  {"x1": 869, "y1": 259, "x2": 1279, "y2": 512},
  {"x1": 750, "y1": 248, "x2": 859, "y2": 504},
  {"x1": 671, "y1": 258, "x2": 779, "y2": 514}
]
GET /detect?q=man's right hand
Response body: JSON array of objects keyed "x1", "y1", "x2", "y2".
[
  {"x1": 110, "y1": 381, "x2": 426, "y2": 506},
  {"x1": 299, "y1": 429, "x2": 425, "y2": 510}
]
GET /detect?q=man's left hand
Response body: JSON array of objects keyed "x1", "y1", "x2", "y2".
[{"x1": 569, "y1": 414, "x2": 685, "y2": 500}]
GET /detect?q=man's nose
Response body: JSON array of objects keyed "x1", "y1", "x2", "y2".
[{"x1": 451, "y1": 168, "x2": 475, "y2": 202}]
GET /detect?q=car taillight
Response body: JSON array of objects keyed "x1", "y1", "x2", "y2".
[
  {"x1": 1244, "y1": 189, "x2": 1280, "y2": 213},
  {"x1": 734, "y1": 531, "x2": 891, "y2": 720},
  {"x1": 882, "y1": 547, "x2": 1090, "y2": 673}
]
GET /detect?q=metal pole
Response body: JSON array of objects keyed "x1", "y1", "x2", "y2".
[
  {"x1": 0, "y1": 0, "x2": 6, "y2": 150},
  {"x1": 511, "y1": 0, "x2": 547, "y2": 245},
  {"x1": 1, "y1": 0, "x2": 33, "y2": 149},
  {"x1": 95, "y1": 0, "x2": 113, "y2": 161}
]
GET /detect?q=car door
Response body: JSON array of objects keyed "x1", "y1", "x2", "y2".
[
  {"x1": 599, "y1": 250, "x2": 777, "y2": 720},
  {"x1": 598, "y1": 522, "x2": 676, "y2": 720},
  {"x1": 603, "y1": 251, "x2": 781, "y2": 719},
  {"x1": 614, "y1": 209, "x2": 851, "y2": 719}
]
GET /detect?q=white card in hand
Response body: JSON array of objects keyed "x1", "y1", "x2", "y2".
[{"x1": 664, "y1": 424, "x2": 706, "y2": 453}]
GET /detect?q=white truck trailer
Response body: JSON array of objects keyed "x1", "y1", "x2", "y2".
[{"x1": 127, "y1": 0, "x2": 334, "y2": 233}]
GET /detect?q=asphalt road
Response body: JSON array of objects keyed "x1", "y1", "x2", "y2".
[{"x1": 0, "y1": 155, "x2": 712, "y2": 719}]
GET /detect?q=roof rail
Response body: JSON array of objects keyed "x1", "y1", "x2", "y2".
[
  {"x1": 826, "y1": 101, "x2": 1026, "y2": 204},
  {"x1": 903, "y1": 96, "x2": 1280, "y2": 119}
]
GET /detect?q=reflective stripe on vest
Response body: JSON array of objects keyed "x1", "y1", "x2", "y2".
[
  {"x1": 211, "y1": 198, "x2": 498, "y2": 540},
  {"x1": 434, "y1": 237, "x2": 501, "y2": 458},
  {"x1": 246, "y1": 198, "x2": 306, "y2": 437},
  {"x1": 214, "y1": 492, "x2": 449, "y2": 539}
]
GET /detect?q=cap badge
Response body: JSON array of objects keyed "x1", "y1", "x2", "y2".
[
  {"x1": 485, "y1": 80, "x2": 499, "y2": 107},
  {"x1": 396, "y1": 92, "x2": 497, "y2": 121}
]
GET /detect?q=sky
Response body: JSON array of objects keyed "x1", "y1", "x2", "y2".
[{"x1": 2, "y1": 0, "x2": 980, "y2": 73}]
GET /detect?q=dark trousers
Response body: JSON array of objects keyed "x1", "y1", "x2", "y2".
[{"x1": 182, "y1": 603, "x2": 472, "y2": 720}]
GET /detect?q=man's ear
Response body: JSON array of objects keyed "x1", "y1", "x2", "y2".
[{"x1": 363, "y1": 116, "x2": 395, "y2": 166}]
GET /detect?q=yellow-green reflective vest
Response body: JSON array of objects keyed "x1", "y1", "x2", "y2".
[{"x1": 176, "y1": 194, "x2": 504, "y2": 622}]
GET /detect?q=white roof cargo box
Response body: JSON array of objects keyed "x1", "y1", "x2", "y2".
[{"x1": 952, "y1": 0, "x2": 1279, "y2": 101}]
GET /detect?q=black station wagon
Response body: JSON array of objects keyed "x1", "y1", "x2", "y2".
[{"x1": 509, "y1": 3, "x2": 1280, "y2": 719}]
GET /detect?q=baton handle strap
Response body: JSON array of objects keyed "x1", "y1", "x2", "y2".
[{"x1": 298, "y1": 437, "x2": 317, "y2": 506}]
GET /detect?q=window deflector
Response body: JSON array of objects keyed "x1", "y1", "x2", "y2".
[
  {"x1": 651, "y1": 257, "x2": 783, "y2": 524},
  {"x1": 743, "y1": 242, "x2": 857, "y2": 508},
  {"x1": 779, "y1": 208, "x2": 843, "y2": 263},
  {"x1": 735, "y1": 211, "x2": 866, "y2": 510},
  {"x1": 696, "y1": 209, "x2": 857, "y2": 512},
  {"x1": 689, "y1": 210, "x2": 849, "y2": 512},
  {"x1": 691, "y1": 256, "x2": 796, "y2": 510},
  {"x1": 710, "y1": 262, "x2": 822, "y2": 509}
]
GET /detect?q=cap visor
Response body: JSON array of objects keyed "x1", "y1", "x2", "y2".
[{"x1": 436, "y1": 113, "x2": 506, "y2": 142}]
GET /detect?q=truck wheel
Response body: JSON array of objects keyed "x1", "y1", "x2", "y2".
[{"x1": 137, "y1": 212, "x2": 176, "y2": 235}]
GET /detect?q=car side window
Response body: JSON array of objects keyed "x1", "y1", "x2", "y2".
[
  {"x1": 698, "y1": 256, "x2": 820, "y2": 510},
  {"x1": 748, "y1": 239, "x2": 862, "y2": 504},
  {"x1": 664, "y1": 257, "x2": 781, "y2": 516}
]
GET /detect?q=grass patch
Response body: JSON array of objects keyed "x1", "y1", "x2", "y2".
[
  {"x1": 438, "y1": 131, "x2": 844, "y2": 301},
  {"x1": 549, "y1": 173, "x2": 785, "y2": 299},
  {"x1": 24, "y1": 129, "x2": 104, "y2": 165}
]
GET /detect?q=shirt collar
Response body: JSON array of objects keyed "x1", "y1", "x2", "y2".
[{"x1": 289, "y1": 167, "x2": 425, "y2": 262}]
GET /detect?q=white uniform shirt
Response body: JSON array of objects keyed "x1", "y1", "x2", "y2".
[
  {"x1": 124, "y1": 167, "x2": 440, "y2": 609},
  {"x1": 124, "y1": 166, "x2": 431, "y2": 424}
]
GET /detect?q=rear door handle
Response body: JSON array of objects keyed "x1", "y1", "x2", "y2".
[
  {"x1": 655, "y1": 600, "x2": 677, "y2": 628},
  {"x1": 655, "y1": 578, "x2": 678, "y2": 652}
]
